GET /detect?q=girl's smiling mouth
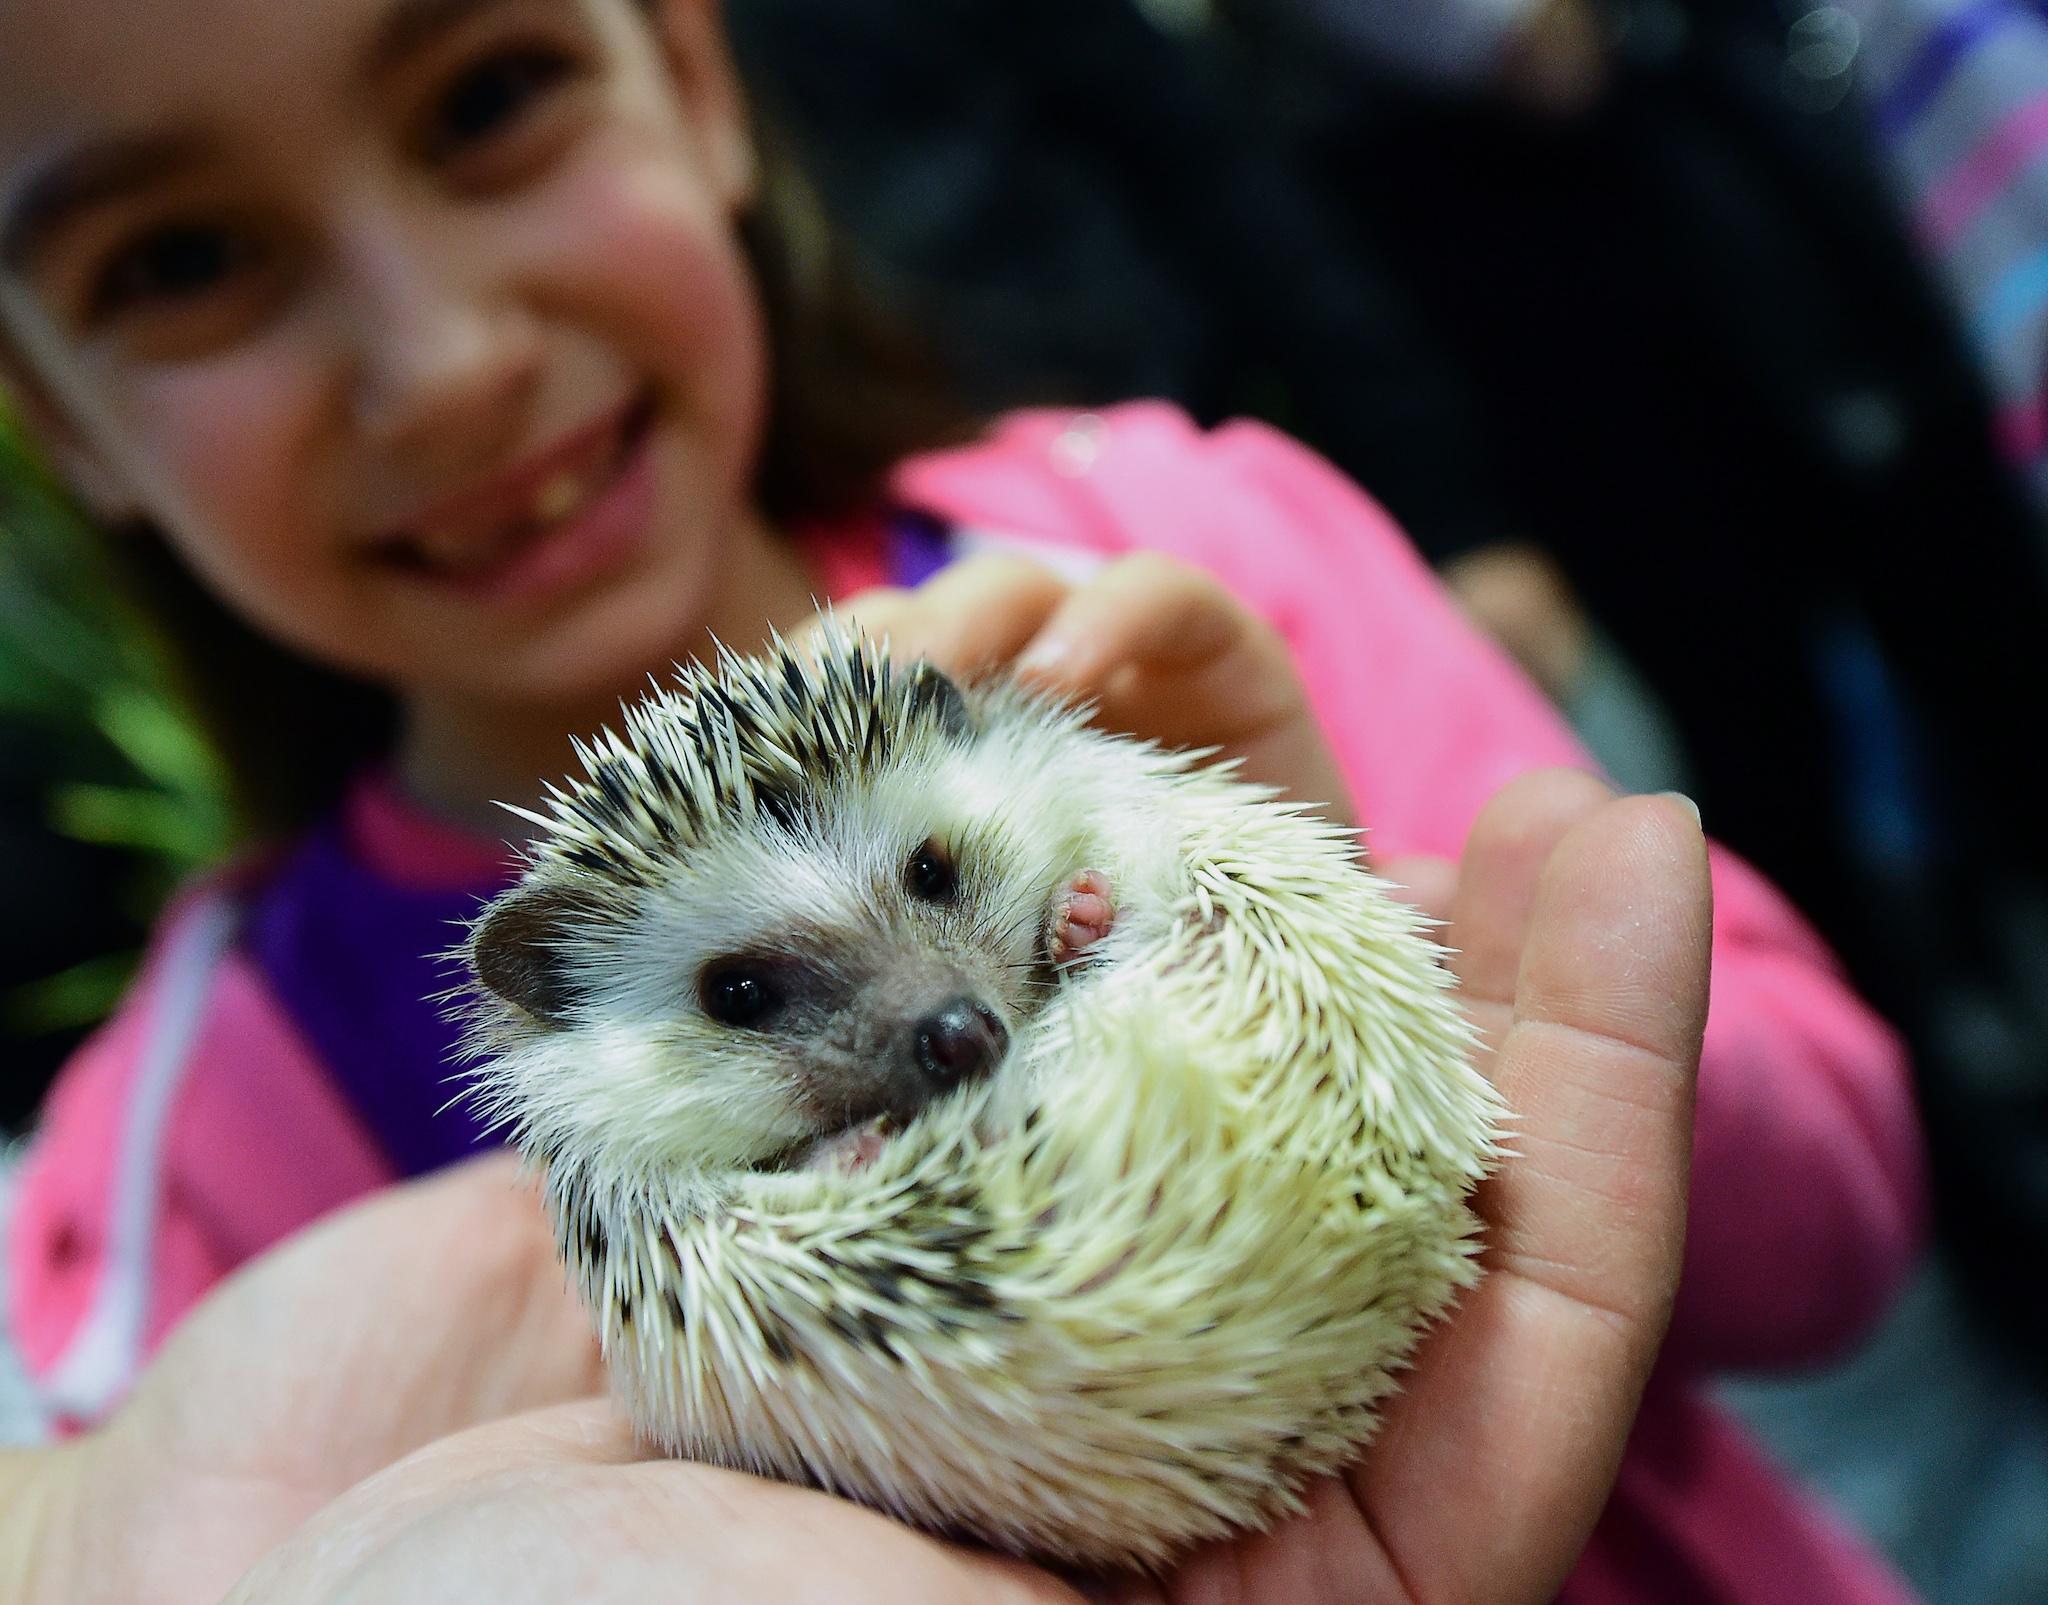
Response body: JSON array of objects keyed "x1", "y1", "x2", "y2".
[{"x1": 372, "y1": 388, "x2": 659, "y2": 605}]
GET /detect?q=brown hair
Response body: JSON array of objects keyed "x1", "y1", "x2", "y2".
[{"x1": 41, "y1": 130, "x2": 977, "y2": 844}]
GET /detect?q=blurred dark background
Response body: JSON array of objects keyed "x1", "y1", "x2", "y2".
[{"x1": 4, "y1": 0, "x2": 2046, "y2": 1595}]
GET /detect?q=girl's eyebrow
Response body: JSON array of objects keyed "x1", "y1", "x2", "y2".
[
  {"x1": 363, "y1": 0, "x2": 530, "y2": 80},
  {"x1": 1, "y1": 132, "x2": 211, "y2": 274},
  {"x1": 0, "y1": 0, "x2": 529, "y2": 274}
]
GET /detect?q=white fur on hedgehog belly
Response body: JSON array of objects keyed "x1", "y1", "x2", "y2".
[{"x1": 549, "y1": 787, "x2": 1502, "y2": 1574}]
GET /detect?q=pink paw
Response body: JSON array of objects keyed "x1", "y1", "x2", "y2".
[{"x1": 1048, "y1": 870, "x2": 1116, "y2": 967}]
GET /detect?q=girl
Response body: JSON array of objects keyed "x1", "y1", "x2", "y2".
[{"x1": 0, "y1": 1, "x2": 1921, "y2": 1600}]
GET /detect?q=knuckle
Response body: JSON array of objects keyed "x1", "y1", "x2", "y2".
[
  {"x1": 949, "y1": 549, "x2": 1063, "y2": 591},
  {"x1": 1101, "y1": 550, "x2": 1203, "y2": 594}
]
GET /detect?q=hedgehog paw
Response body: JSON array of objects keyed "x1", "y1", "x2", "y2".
[{"x1": 1048, "y1": 870, "x2": 1116, "y2": 967}]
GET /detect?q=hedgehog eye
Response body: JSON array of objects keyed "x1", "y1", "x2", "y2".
[
  {"x1": 904, "y1": 840, "x2": 958, "y2": 903},
  {"x1": 699, "y1": 963, "x2": 785, "y2": 1028}
]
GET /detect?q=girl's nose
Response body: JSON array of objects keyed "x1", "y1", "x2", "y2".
[{"x1": 336, "y1": 217, "x2": 542, "y2": 475}]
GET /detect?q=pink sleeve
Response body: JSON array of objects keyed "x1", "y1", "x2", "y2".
[
  {"x1": 5, "y1": 888, "x2": 392, "y2": 1430},
  {"x1": 906, "y1": 404, "x2": 1924, "y2": 1374},
  {"x1": 1663, "y1": 848, "x2": 1923, "y2": 1370}
]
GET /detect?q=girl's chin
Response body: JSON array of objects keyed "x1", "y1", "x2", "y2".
[{"x1": 421, "y1": 585, "x2": 726, "y2": 713}]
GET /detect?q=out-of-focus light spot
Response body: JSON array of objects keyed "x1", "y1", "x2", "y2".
[
  {"x1": 1051, "y1": 414, "x2": 1109, "y2": 477},
  {"x1": 1784, "y1": 7, "x2": 1861, "y2": 113},
  {"x1": 1823, "y1": 386, "x2": 1908, "y2": 472}
]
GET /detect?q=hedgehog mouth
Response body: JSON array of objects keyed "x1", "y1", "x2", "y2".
[{"x1": 775, "y1": 1113, "x2": 902, "y2": 1176}]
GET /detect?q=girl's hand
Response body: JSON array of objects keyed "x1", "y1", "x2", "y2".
[{"x1": 806, "y1": 551, "x2": 1360, "y2": 825}]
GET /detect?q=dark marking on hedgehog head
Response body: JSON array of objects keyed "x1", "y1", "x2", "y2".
[
  {"x1": 907, "y1": 660, "x2": 974, "y2": 742},
  {"x1": 511, "y1": 635, "x2": 998, "y2": 911},
  {"x1": 755, "y1": 778, "x2": 804, "y2": 832},
  {"x1": 760, "y1": 1312, "x2": 797, "y2": 1364}
]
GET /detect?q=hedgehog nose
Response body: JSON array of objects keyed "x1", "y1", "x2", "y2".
[{"x1": 912, "y1": 999, "x2": 1008, "y2": 1090}]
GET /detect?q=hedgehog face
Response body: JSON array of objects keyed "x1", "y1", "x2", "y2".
[{"x1": 467, "y1": 643, "x2": 1111, "y2": 1182}]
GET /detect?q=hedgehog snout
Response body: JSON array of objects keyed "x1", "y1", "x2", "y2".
[{"x1": 909, "y1": 999, "x2": 1008, "y2": 1093}]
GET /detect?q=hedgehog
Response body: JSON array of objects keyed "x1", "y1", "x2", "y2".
[{"x1": 459, "y1": 625, "x2": 1504, "y2": 1573}]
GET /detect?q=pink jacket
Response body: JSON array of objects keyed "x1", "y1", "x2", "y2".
[{"x1": 5, "y1": 404, "x2": 1923, "y2": 1602}]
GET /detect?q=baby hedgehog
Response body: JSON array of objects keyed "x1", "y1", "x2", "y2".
[{"x1": 461, "y1": 626, "x2": 1504, "y2": 1573}]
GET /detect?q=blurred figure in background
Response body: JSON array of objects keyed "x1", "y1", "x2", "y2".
[{"x1": 728, "y1": 0, "x2": 1698, "y2": 782}]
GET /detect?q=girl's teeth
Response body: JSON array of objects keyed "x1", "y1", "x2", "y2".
[
  {"x1": 413, "y1": 474, "x2": 592, "y2": 572},
  {"x1": 405, "y1": 429, "x2": 626, "y2": 574},
  {"x1": 533, "y1": 469, "x2": 589, "y2": 523}
]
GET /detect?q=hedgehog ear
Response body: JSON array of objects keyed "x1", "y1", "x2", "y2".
[
  {"x1": 471, "y1": 884, "x2": 584, "y2": 1028},
  {"x1": 907, "y1": 660, "x2": 973, "y2": 741}
]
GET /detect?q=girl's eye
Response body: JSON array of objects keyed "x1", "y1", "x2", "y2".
[
  {"x1": 905, "y1": 842, "x2": 959, "y2": 904},
  {"x1": 422, "y1": 45, "x2": 582, "y2": 164},
  {"x1": 90, "y1": 223, "x2": 258, "y2": 320},
  {"x1": 700, "y1": 964, "x2": 785, "y2": 1029}
]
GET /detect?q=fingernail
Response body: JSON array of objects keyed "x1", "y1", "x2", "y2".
[{"x1": 1657, "y1": 790, "x2": 1702, "y2": 828}]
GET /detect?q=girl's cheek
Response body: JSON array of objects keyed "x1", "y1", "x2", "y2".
[
  {"x1": 119, "y1": 347, "x2": 333, "y2": 585},
  {"x1": 535, "y1": 139, "x2": 765, "y2": 406}
]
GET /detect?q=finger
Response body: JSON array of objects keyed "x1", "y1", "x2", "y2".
[
  {"x1": 1437, "y1": 768, "x2": 1615, "y2": 1075},
  {"x1": 1014, "y1": 557, "x2": 1304, "y2": 755},
  {"x1": 1011, "y1": 554, "x2": 1365, "y2": 818},
  {"x1": 1486, "y1": 793, "x2": 1710, "y2": 1322},
  {"x1": 1375, "y1": 854, "x2": 1457, "y2": 926},
  {"x1": 1015, "y1": 554, "x2": 1245, "y2": 691},
  {"x1": 1150, "y1": 1475, "x2": 1400, "y2": 1604},
  {"x1": 877, "y1": 552, "x2": 1072, "y2": 678},
  {"x1": 1444, "y1": 767, "x2": 1615, "y2": 1010},
  {"x1": 790, "y1": 587, "x2": 913, "y2": 653},
  {"x1": 1352, "y1": 793, "x2": 1710, "y2": 1605}
]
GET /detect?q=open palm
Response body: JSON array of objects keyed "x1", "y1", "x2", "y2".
[{"x1": 22, "y1": 770, "x2": 1707, "y2": 1605}]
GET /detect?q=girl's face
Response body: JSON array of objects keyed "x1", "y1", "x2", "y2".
[{"x1": 0, "y1": 0, "x2": 770, "y2": 709}]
